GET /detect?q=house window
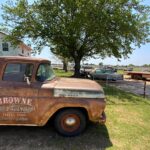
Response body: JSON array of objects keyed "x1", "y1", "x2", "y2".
[{"x1": 2, "y1": 42, "x2": 9, "y2": 51}]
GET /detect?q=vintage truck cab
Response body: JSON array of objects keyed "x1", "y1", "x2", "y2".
[{"x1": 0, "y1": 56, "x2": 106, "y2": 136}]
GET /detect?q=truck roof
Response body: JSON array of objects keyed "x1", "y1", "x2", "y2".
[{"x1": 0, "y1": 56, "x2": 50, "y2": 63}]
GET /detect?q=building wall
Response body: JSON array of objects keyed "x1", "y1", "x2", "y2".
[{"x1": 0, "y1": 33, "x2": 31, "y2": 57}]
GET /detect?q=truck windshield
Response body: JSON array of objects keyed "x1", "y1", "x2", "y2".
[{"x1": 36, "y1": 63, "x2": 55, "y2": 82}]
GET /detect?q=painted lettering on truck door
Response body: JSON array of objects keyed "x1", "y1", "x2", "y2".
[{"x1": 0, "y1": 63, "x2": 38, "y2": 124}]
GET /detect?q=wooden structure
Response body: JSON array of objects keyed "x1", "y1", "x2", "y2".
[{"x1": 126, "y1": 71, "x2": 150, "y2": 80}]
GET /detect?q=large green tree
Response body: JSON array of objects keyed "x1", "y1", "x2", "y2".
[{"x1": 1, "y1": 0, "x2": 149, "y2": 77}]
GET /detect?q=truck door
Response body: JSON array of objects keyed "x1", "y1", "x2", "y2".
[
  {"x1": 34, "y1": 63, "x2": 55, "y2": 125},
  {"x1": 0, "y1": 62, "x2": 38, "y2": 125}
]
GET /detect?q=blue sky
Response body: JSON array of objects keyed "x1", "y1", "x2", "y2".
[{"x1": 0, "y1": 0, "x2": 149, "y2": 65}]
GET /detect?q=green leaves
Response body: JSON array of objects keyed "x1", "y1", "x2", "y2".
[{"x1": 1, "y1": 0, "x2": 149, "y2": 76}]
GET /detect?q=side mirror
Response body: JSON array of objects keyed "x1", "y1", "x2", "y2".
[{"x1": 24, "y1": 76, "x2": 31, "y2": 85}]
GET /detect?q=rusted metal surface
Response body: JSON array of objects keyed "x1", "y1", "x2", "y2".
[
  {"x1": 0, "y1": 56, "x2": 106, "y2": 126},
  {"x1": 60, "y1": 113, "x2": 80, "y2": 132},
  {"x1": 126, "y1": 71, "x2": 150, "y2": 80},
  {"x1": 126, "y1": 71, "x2": 150, "y2": 75}
]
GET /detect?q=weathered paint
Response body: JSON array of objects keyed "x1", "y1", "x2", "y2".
[
  {"x1": 0, "y1": 56, "x2": 106, "y2": 126},
  {"x1": 126, "y1": 71, "x2": 150, "y2": 79},
  {"x1": 54, "y1": 89, "x2": 105, "y2": 98}
]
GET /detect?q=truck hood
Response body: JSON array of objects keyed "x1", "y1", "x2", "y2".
[{"x1": 42, "y1": 77, "x2": 105, "y2": 98}]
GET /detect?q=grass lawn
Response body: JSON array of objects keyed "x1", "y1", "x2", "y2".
[
  {"x1": 53, "y1": 69, "x2": 73, "y2": 77},
  {"x1": 103, "y1": 85, "x2": 150, "y2": 150},
  {"x1": 53, "y1": 70, "x2": 150, "y2": 150},
  {"x1": 117, "y1": 67, "x2": 141, "y2": 75}
]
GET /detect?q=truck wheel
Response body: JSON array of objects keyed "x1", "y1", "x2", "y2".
[{"x1": 54, "y1": 109, "x2": 87, "y2": 136}]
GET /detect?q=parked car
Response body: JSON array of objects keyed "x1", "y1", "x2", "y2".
[
  {"x1": 80, "y1": 66, "x2": 94, "y2": 77},
  {"x1": 103, "y1": 67, "x2": 117, "y2": 72},
  {"x1": 90, "y1": 68, "x2": 123, "y2": 81},
  {"x1": 124, "y1": 68, "x2": 133, "y2": 71},
  {"x1": 0, "y1": 56, "x2": 106, "y2": 136}
]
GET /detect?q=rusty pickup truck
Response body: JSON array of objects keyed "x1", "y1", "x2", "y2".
[{"x1": 0, "y1": 56, "x2": 106, "y2": 136}]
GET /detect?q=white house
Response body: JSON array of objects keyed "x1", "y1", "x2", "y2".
[{"x1": 0, "y1": 32, "x2": 32, "y2": 57}]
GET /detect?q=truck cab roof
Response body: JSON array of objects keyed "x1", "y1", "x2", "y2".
[{"x1": 0, "y1": 56, "x2": 50, "y2": 63}]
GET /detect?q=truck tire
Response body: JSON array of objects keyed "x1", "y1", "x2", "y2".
[{"x1": 54, "y1": 109, "x2": 87, "y2": 136}]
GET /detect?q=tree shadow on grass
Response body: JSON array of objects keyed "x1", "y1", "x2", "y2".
[{"x1": 0, "y1": 123, "x2": 112, "y2": 150}]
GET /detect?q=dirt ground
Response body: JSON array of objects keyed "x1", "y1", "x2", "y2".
[
  {"x1": 107, "y1": 78, "x2": 150, "y2": 98},
  {"x1": 0, "y1": 124, "x2": 112, "y2": 150}
]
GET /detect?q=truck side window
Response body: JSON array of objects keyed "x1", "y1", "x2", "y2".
[
  {"x1": 3, "y1": 63, "x2": 34, "y2": 82},
  {"x1": 36, "y1": 63, "x2": 55, "y2": 82}
]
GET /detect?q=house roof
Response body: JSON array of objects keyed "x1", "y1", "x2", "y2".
[
  {"x1": 0, "y1": 31, "x2": 32, "y2": 51},
  {"x1": 0, "y1": 31, "x2": 6, "y2": 35},
  {"x1": 19, "y1": 42, "x2": 32, "y2": 51}
]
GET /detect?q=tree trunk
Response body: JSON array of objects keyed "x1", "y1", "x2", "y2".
[
  {"x1": 63, "y1": 60, "x2": 68, "y2": 72},
  {"x1": 74, "y1": 58, "x2": 81, "y2": 78}
]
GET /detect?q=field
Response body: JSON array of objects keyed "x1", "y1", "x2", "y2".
[
  {"x1": 54, "y1": 69, "x2": 74, "y2": 77},
  {"x1": 0, "y1": 70, "x2": 150, "y2": 150},
  {"x1": 103, "y1": 85, "x2": 150, "y2": 150}
]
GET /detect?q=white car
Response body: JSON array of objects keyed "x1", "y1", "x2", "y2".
[{"x1": 90, "y1": 68, "x2": 123, "y2": 81}]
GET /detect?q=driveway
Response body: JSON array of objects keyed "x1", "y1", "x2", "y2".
[{"x1": 108, "y1": 79, "x2": 150, "y2": 98}]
